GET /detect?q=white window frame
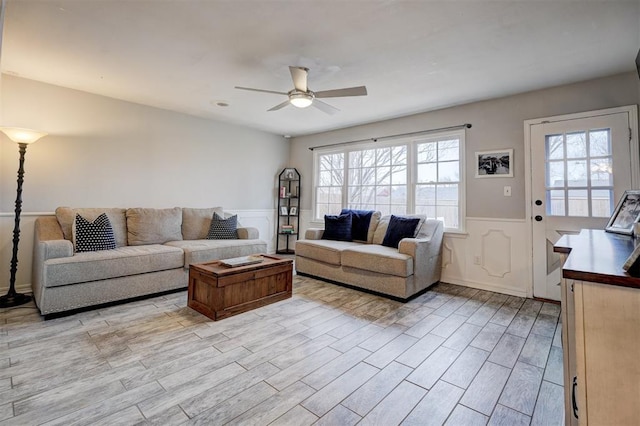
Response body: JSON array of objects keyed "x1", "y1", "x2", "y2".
[{"x1": 312, "y1": 129, "x2": 466, "y2": 233}]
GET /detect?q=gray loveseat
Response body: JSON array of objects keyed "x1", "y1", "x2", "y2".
[
  {"x1": 32, "y1": 206, "x2": 266, "y2": 317},
  {"x1": 295, "y1": 213, "x2": 444, "y2": 301}
]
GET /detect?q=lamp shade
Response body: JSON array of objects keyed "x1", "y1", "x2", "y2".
[{"x1": 0, "y1": 127, "x2": 48, "y2": 144}]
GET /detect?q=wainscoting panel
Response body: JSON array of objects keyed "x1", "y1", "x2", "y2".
[
  {"x1": 298, "y1": 212, "x2": 532, "y2": 298},
  {"x1": 0, "y1": 210, "x2": 276, "y2": 294},
  {"x1": 228, "y1": 209, "x2": 276, "y2": 253},
  {"x1": 443, "y1": 218, "x2": 530, "y2": 297},
  {"x1": 0, "y1": 213, "x2": 41, "y2": 294},
  {"x1": 1, "y1": 212, "x2": 532, "y2": 298}
]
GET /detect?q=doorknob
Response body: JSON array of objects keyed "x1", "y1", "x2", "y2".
[
  {"x1": 535, "y1": 200, "x2": 542, "y2": 206},
  {"x1": 535, "y1": 215, "x2": 543, "y2": 222}
]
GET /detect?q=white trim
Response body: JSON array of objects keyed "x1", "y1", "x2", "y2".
[
  {"x1": 0, "y1": 211, "x2": 54, "y2": 217},
  {"x1": 466, "y1": 217, "x2": 526, "y2": 223},
  {"x1": 442, "y1": 276, "x2": 528, "y2": 298}
]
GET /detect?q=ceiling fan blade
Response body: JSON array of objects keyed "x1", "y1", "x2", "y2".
[
  {"x1": 315, "y1": 86, "x2": 368, "y2": 98},
  {"x1": 289, "y1": 66, "x2": 308, "y2": 92},
  {"x1": 235, "y1": 86, "x2": 288, "y2": 96},
  {"x1": 268, "y1": 100, "x2": 291, "y2": 112},
  {"x1": 312, "y1": 99, "x2": 339, "y2": 115}
]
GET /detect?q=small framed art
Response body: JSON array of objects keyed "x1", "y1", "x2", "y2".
[
  {"x1": 280, "y1": 206, "x2": 288, "y2": 216},
  {"x1": 289, "y1": 207, "x2": 297, "y2": 216},
  {"x1": 605, "y1": 190, "x2": 640, "y2": 235},
  {"x1": 475, "y1": 149, "x2": 513, "y2": 178},
  {"x1": 284, "y1": 168, "x2": 296, "y2": 180}
]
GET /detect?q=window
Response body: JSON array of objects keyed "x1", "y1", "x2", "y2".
[
  {"x1": 315, "y1": 152, "x2": 344, "y2": 218},
  {"x1": 415, "y1": 138, "x2": 461, "y2": 229},
  {"x1": 313, "y1": 130, "x2": 466, "y2": 232},
  {"x1": 545, "y1": 128, "x2": 613, "y2": 218}
]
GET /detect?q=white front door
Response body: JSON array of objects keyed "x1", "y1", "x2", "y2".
[{"x1": 530, "y1": 107, "x2": 637, "y2": 300}]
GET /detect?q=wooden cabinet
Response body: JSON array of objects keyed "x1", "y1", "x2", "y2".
[{"x1": 555, "y1": 230, "x2": 640, "y2": 426}]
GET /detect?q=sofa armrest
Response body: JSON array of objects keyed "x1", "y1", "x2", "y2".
[
  {"x1": 398, "y1": 219, "x2": 444, "y2": 284},
  {"x1": 305, "y1": 228, "x2": 324, "y2": 240},
  {"x1": 33, "y1": 216, "x2": 72, "y2": 259},
  {"x1": 39, "y1": 239, "x2": 74, "y2": 259},
  {"x1": 237, "y1": 227, "x2": 259, "y2": 239},
  {"x1": 33, "y1": 216, "x2": 74, "y2": 309}
]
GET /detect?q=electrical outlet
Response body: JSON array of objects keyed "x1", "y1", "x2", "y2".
[
  {"x1": 504, "y1": 186, "x2": 512, "y2": 197},
  {"x1": 474, "y1": 256, "x2": 481, "y2": 265}
]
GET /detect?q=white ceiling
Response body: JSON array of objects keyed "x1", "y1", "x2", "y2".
[{"x1": 1, "y1": 0, "x2": 638, "y2": 137}]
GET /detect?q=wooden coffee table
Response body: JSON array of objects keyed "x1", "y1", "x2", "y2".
[{"x1": 188, "y1": 254, "x2": 293, "y2": 321}]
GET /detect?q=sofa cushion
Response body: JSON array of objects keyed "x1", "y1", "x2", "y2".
[
  {"x1": 56, "y1": 207, "x2": 128, "y2": 247},
  {"x1": 381, "y1": 215, "x2": 422, "y2": 248},
  {"x1": 74, "y1": 213, "x2": 117, "y2": 253},
  {"x1": 373, "y1": 214, "x2": 426, "y2": 245},
  {"x1": 43, "y1": 244, "x2": 184, "y2": 288},
  {"x1": 322, "y1": 213, "x2": 352, "y2": 241},
  {"x1": 295, "y1": 239, "x2": 362, "y2": 266},
  {"x1": 126, "y1": 207, "x2": 183, "y2": 245},
  {"x1": 182, "y1": 207, "x2": 224, "y2": 240},
  {"x1": 165, "y1": 239, "x2": 266, "y2": 267},
  {"x1": 341, "y1": 209, "x2": 374, "y2": 242},
  {"x1": 207, "y1": 212, "x2": 238, "y2": 239},
  {"x1": 342, "y1": 244, "x2": 413, "y2": 278}
]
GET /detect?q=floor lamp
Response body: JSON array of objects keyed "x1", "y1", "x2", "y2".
[{"x1": 0, "y1": 127, "x2": 48, "y2": 308}]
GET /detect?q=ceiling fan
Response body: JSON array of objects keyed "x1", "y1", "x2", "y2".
[{"x1": 235, "y1": 66, "x2": 367, "y2": 115}]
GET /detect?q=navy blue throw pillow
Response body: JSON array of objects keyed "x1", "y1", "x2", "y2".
[
  {"x1": 74, "y1": 213, "x2": 117, "y2": 253},
  {"x1": 340, "y1": 209, "x2": 374, "y2": 242},
  {"x1": 322, "y1": 213, "x2": 353, "y2": 241},
  {"x1": 382, "y1": 215, "x2": 421, "y2": 248}
]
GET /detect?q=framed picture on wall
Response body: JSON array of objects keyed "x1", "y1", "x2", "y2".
[
  {"x1": 605, "y1": 190, "x2": 640, "y2": 235},
  {"x1": 475, "y1": 149, "x2": 513, "y2": 178}
]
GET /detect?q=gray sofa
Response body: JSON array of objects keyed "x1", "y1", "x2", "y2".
[
  {"x1": 32, "y1": 206, "x2": 266, "y2": 317},
  {"x1": 295, "y1": 213, "x2": 444, "y2": 301}
]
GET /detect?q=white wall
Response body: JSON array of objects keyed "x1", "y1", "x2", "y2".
[
  {"x1": 0, "y1": 75, "x2": 289, "y2": 291},
  {"x1": 290, "y1": 72, "x2": 640, "y2": 297}
]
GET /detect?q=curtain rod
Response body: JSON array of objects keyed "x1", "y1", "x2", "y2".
[{"x1": 308, "y1": 123, "x2": 472, "y2": 151}]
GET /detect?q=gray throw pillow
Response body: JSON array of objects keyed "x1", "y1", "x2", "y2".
[{"x1": 126, "y1": 207, "x2": 183, "y2": 245}]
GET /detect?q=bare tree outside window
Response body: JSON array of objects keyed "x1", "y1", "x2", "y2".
[
  {"x1": 313, "y1": 132, "x2": 465, "y2": 231},
  {"x1": 545, "y1": 128, "x2": 613, "y2": 218}
]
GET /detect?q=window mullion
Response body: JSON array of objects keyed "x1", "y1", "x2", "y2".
[
  {"x1": 408, "y1": 142, "x2": 416, "y2": 214},
  {"x1": 343, "y1": 153, "x2": 349, "y2": 209}
]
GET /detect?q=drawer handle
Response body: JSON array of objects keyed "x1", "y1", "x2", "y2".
[{"x1": 572, "y1": 376, "x2": 579, "y2": 419}]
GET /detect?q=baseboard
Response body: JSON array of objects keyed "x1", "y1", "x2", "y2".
[{"x1": 441, "y1": 276, "x2": 528, "y2": 298}]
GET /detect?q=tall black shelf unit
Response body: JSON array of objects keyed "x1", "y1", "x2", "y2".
[{"x1": 276, "y1": 168, "x2": 300, "y2": 254}]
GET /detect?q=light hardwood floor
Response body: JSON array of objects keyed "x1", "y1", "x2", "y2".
[{"x1": 0, "y1": 276, "x2": 564, "y2": 425}]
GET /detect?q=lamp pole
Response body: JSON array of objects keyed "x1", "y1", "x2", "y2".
[
  {"x1": 0, "y1": 143, "x2": 30, "y2": 307},
  {"x1": 0, "y1": 127, "x2": 47, "y2": 309}
]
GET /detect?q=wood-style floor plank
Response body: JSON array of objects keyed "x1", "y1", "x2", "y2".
[{"x1": 0, "y1": 276, "x2": 564, "y2": 426}]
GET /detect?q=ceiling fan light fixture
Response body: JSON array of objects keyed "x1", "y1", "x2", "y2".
[{"x1": 289, "y1": 92, "x2": 314, "y2": 108}]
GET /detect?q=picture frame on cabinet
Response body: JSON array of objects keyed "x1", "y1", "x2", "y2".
[
  {"x1": 289, "y1": 207, "x2": 297, "y2": 216},
  {"x1": 280, "y1": 206, "x2": 288, "y2": 216},
  {"x1": 605, "y1": 190, "x2": 640, "y2": 235}
]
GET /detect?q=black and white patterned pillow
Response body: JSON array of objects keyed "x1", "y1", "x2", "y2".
[
  {"x1": 74, "y1": 213, "x2": 117, "y2": 252},
  {"x1": 207, "y1": 212, "x2": 238, "y2": 239}
]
